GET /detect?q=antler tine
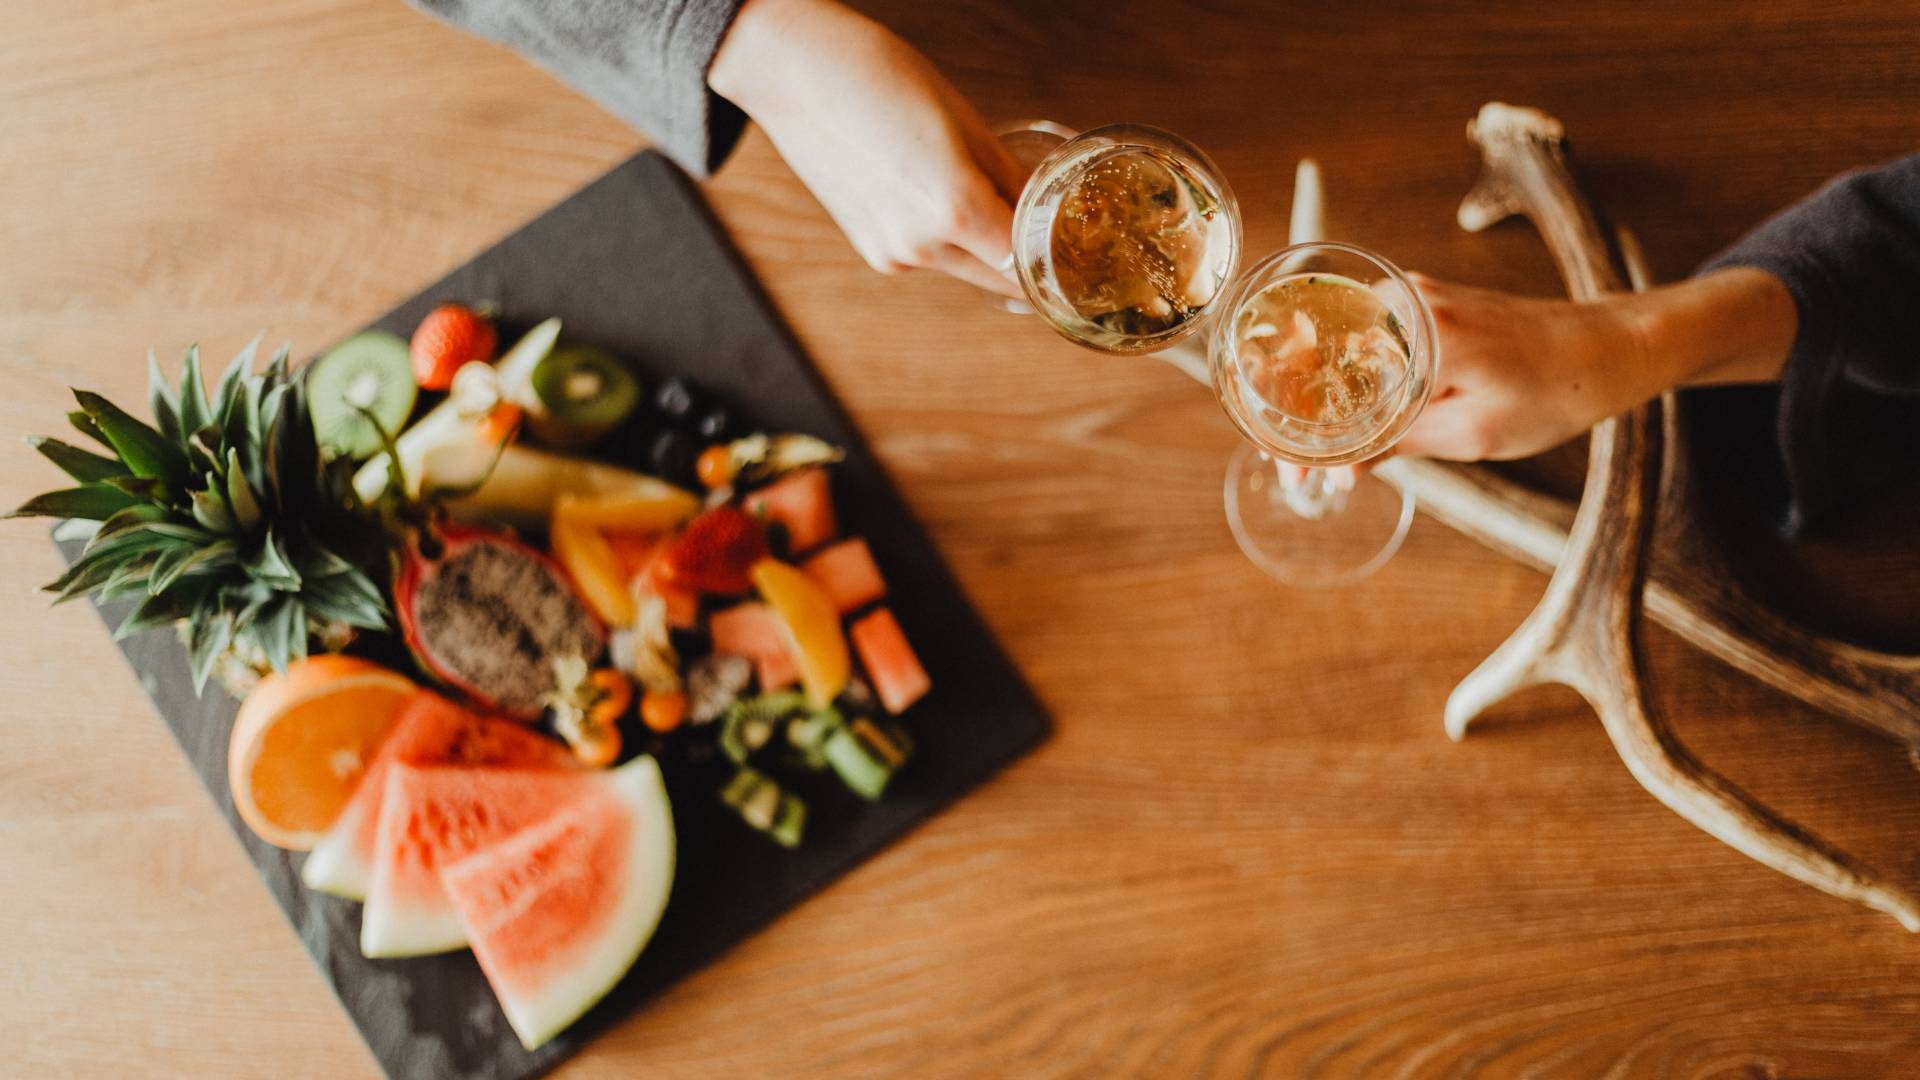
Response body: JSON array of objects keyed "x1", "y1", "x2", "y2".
[{"x1": 1440, "y1": 102, "x2": 1920, "y2": 930}]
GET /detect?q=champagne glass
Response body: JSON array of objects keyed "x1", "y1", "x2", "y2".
[
  {"x1": 1209, "y1": 243, "x2": 1437, "y2": 585},
  {"x1": 1007, "y1": 123, "x2": 1241, "y2": 373}
]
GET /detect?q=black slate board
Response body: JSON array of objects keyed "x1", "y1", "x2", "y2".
[{"x1": 59, "y1": 150, "x2": 1049, "y2": 1080}]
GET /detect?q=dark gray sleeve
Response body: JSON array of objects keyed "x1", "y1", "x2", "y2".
[
  {"x1": 1700, "y1": 155, "x2": 1920, "y2": 535},
  {"x1": 407, "y1": 0, "x2": 750, "y2": 176}
]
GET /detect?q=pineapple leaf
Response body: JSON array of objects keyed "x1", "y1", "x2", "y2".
[
  {"x1": 44, "y1": 549, "x2": 134, "y2": 602},
  {"x1": 186, "y1": 428, "x2": 223, "y2": 478},
  {"x1": 98, "y1": 562, "x2": 156, "y2": 602},
  {"x1": 186, "y1": 603, "x2": 232, "y2": 694},
  {"x1": 68, "y1": 409, "x2": 114, "y2": 451},
  {"x1": 190, "y1": 483, "x2": 235, "y2": 534},
  {"x1": 115, "y1": 586, "x2": 203, "y2": 641},
  {"x1": 255, "y1": 595, "x2": 302, "y2": 672},
  {"x1": 29, "y1": 436, "x2": 129, "y2": 484},
  {"x1": 224, "y1": 449, "x2": 263, "y2": 532},
  {"x1": 243, "y1": 528, "x2": 302, "y2": 590},
  {"x1": 10, "y1": 484, "x2": 140, "y2": 521},
  {"x1": 95, "y1": 503, "x2": 170, "y2": 541},
  {"x1": 178, "y1": 344, "x2": 211, "y2": 435},
  {"x1": 291, "y1": 540, "x2": 355, "y2": 578},
  {"x1": 212, "y1": 339, "x2": 256, "y2": 433},
  {"x1": 270, "y1": 377, "x2": 319, "y2": 513},
  {"x1": 139, "y1": 521, "x2": 217, "y2": 545},
  {"x1": 302, "y1": 567, "x2": 389, "y2": 630},
  {"x1": 150, "y1": 539, "x2": 237, "y2": 594},
  {"x1": 147, "y1": 349, "x2": 181, "y2": 444},
  {"x1": 73, "y1": 390, "x2": 189, "y2": 485},
  {"x1": 102, "y1": 474, "x2": 177, "y2": 505},
  {"x1": 265, "y1": 343, "x2": 291, "y2": 382}
]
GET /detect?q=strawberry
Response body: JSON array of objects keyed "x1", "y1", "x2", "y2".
[
  {"x1": 660, "y1": 506, "x2": 768, "y2": 594},
  {"x1": 410, "y1": 303, "x2": 496, "y2": 391}
]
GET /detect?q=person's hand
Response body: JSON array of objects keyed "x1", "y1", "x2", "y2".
[
  {"x1": 1390, "y1": 268, "x2": 1797, "y2": 462},
  {"x1": 709, "y1": 0, "x2": 1027, "y2": 297}
]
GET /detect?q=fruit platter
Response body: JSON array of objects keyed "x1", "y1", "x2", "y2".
[{"x1": 23, "y1": 155, "x2": 1048, "y2": 1079}]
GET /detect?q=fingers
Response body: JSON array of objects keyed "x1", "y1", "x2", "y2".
[
  {"x1": 1389, "y1": 399, "x2": 1493, "y2": 461},
  {"x1": 925, "y1": 244, "x2": 1024, "y2": 298},
  {"x1": 948, "y1": 175, "x2": 1017, "y2": 277}
]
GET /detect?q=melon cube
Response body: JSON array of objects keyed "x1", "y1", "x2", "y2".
[
  {"x1": 747, "y1": 468, "x2": 836, "y2": 554},
  {"x1": 709, "y1": 602, "x2": 799, "y2": 691},
  {"x1": 849, "y1": 608, "x2": 930, "y2": 715},
  {"x1": 801, "y1": 538, "x2": 886, "y2": 614}
]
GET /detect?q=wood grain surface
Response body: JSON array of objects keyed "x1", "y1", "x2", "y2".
[{"x1": 5, "y1": 1, "x2": 1919, "y2": 1077}]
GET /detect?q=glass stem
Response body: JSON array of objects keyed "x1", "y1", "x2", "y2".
[{"x1": 1274, "y1": 459, "x2": 1346, "y2": 520}]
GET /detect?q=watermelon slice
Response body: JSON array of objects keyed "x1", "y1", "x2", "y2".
[
  {"x1": 746, "y1": 468, "x2": 836, "y2": 553},
  {"x1": 850, "y1": 608, "x2": 930, "y2": 714},
  {"x1": 359, "y1": 765, "x2": 594, "y2": 958},
  {"x1": 709, "y1": 602, "x2": 799, "y2": 690},
  {"x1": 442, "y1": 756, "x2": 676, "y2": 1051},
  {"x1": 801, "y1": 537, "x2": 886, "y2": 614},
  {"x1": 301, "y1": 692, "x2": 572, "y2": 900}
]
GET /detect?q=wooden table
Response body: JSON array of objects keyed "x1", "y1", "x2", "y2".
[{"x1": 7, "y1": 1, "x2": 1919, "y2": 1075}]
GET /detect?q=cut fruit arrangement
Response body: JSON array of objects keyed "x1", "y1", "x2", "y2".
[{"x1": 13, "y1": 304, "x2": 937, "y2": 1051}]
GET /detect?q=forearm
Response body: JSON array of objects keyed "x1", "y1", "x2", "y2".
[
  {"x1": 1622, "y1": 267, "x2": 1798, "y2": 392},
  {"x1": 709, "y1": 0, "x2": 874, "y2": 121}
]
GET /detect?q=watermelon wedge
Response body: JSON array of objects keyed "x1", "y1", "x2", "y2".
[
  {"x1": 442, "y1": 756, "x2": 676, "y2": 1051},
  {"x1": 301, "y1": 692, "x2": 573, "y2": 900},
  {"x1": 359, "y1": 765, "x2": 594, "y2": 958}
]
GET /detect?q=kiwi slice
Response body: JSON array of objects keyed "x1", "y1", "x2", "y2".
[
  {"x1": 528, "y1": 345, "x2": 640, "y2": 448},
  {"x1": 306, "y1": 331, "x2": 418, "y2": 460}
]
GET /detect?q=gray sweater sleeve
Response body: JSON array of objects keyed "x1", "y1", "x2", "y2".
[
  {"x1": 408, "y1": 0, "x2": 750, "y2": 176},
  {"x1": 1700, "y1": 155, "x2": 1920, "y2": 536}
]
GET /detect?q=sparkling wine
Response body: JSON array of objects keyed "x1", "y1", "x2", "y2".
[
  {"x1": 1222, "y1": 272, "x2": 1411, "y2": 462},
  {"x1": 1017, "y1": 135, "x2": 1237, "y2": 352}
]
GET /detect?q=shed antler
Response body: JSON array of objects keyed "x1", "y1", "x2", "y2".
[{"x1": 1434, "y1": 103, "x2": 1920, "y2": 930}]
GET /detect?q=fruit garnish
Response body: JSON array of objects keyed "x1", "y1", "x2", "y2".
[
  {"x1": 720, "y1": 765, "x2": 806, "y2": 848},
  {"x1": 685, "y1": 653, "x2": 753, "y2": 725},
  {"x1": 226, "y1": 655, "x2": 416, "y2": 850},
  {"x1": 639, "y1": 688, "x2": 688, "y2": 733},
  {"x1": 549, "y1": 505, "x2": 637, "y2": 626},
  {"x1": 528, "y1": 345, "x2": 640, "y2": 449},
  {"x1": 544, "y1": 658, "x2": 630, "y2": 767},
  {"x1": 441, "y1": 757, "x2": 675, "y2": 1051},
  {"x1": 14, "y1": 342, "x2": 396, "y2": 696},
  {"x1": 661, "y1": 505, "x2": 769, "y2": 594},
  {"x1": 823, "y1": 716, "x2": 914, "y2": 800},
  {"x1": 749, "y1": 558, "x2": 850, "y2": 709},
  {"x1": 849, "y1": 607, "x2": 931, "y2": 714},
  {"x1": 411, "y1": 303, "x2": 497, "y2": 391},
  {"x1": 723, "y1": 433, "x2": 844, "y2": 485},
  {"x1": 745, "y1": 467, "x2": 837, "y2": 553},
  {"x1": 394, "y1": 521, "x2": 604, "y2": 717},
  {"x1": 695, "y1": 444, "x2": 734, "y2": 489},
  {"x1": 443, "y1": 444, "x2": 698, "y2": 527},
  {"x1": 353, "y1": 361, "x2": 515, "y2": 503},
  {"x1": 302, "y1": 691, "x2": 574, "y2": 900},
  {"x1": 307, "y1": 332, "x2": 419, "y2": 461},
  {"x1": 551, "y1": 488, "x2": 700, "y2": 534},
  {"x1": 609, "y1": 592, "x2": 681, "y2": 695},
  {"x1": 801, "y1": 537, "x2": 886, "y2": 614}
]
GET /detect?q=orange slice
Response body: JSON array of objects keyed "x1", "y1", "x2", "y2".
[
  {"x1": 550, "y1": 505, "x2": 637, "y2": 626},
  {"x1": 749, "y1": 558, "x2": 849, "y2": 708},
  {"x1": 227, "y1": 655, "x2": 417, "y2": 850},
  {"x1": 552, "y1": 488, "x2": 699, "y2": 533}
]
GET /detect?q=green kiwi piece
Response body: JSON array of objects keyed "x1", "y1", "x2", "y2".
[
  {"x1": 528, "y1": 345, "x2": 640, "y2": 448},
  {"x1": 306, "y1": 332, "x2": 418, "y2": 460}
]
